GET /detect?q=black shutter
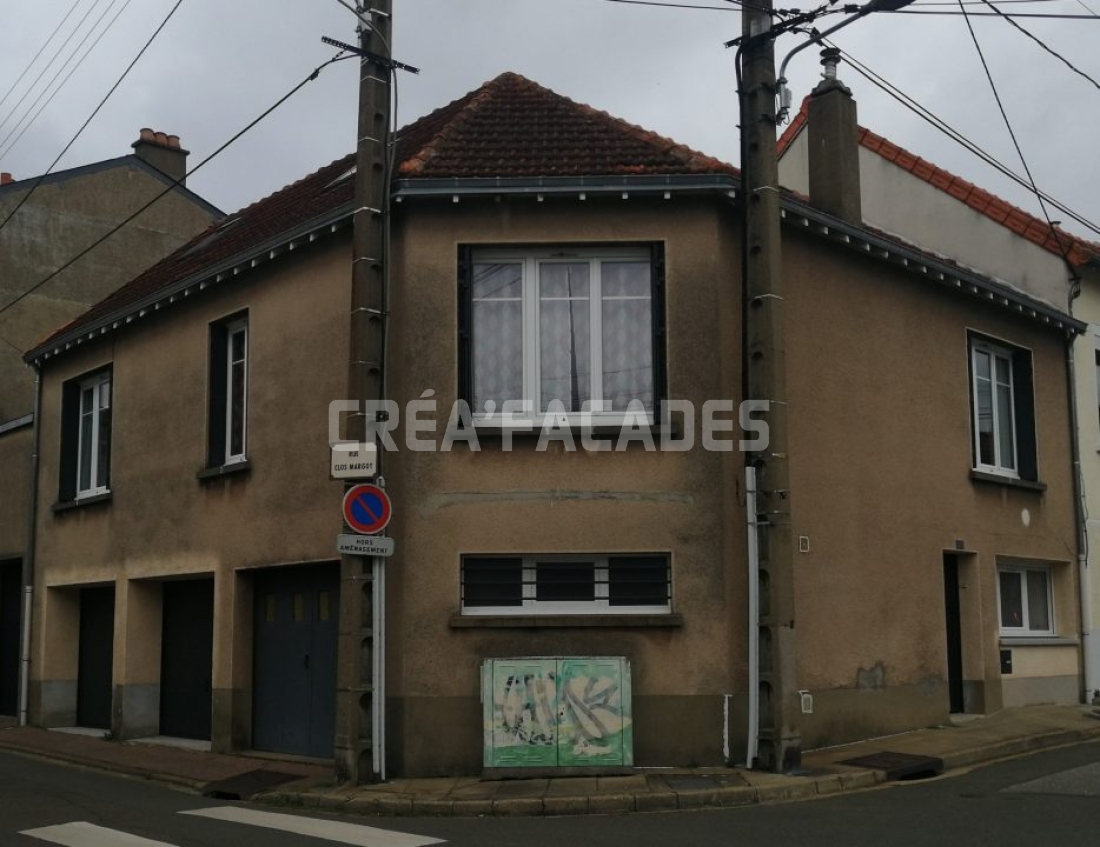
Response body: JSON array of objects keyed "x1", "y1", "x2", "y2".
[
  {"x1": 101, "y1": 368, "x2": 112, "y2": 489},
  {"x1": 207, "y1": 323, "x2": 228, "y2": 468},
  {"x1": 457, "y1": 245, "x2": 473, "y2": 404},
  {"x1": 651, "y1": 243, "x2": 667, "y2": 414},
  {"x1": 58, "y1": 379, "x2": 80, "y2": 502},
  {"x1": 1012, "y1": 349, "x2": 1037, "y2": 481}
]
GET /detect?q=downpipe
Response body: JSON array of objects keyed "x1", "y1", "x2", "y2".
[{"x1": 19, "y1": 364, "x2": 42, "y2": 726}]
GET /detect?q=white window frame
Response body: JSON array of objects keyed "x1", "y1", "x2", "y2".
[
  {"x1": 996, "y1": 564, "x2": 1054, "y2": 636},
  {"x1": 75, "y1": 372, "x2": 110, "y2": 499},
  {"x1": 224, "y1": 318, "x2": 248, "y2": 464},
  {"x1": 470, "y1": 246, "x2": 656, "y2": 429},
  {"x1": 970, "y1": 337, "x2": 1019, "y2": 478},
  {"x1": 461, "y1": 553, "x2": 672, "y2": 616}
]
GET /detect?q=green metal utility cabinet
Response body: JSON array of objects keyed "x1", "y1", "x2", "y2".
[{"x1": 481, "y1": 657, "x2": 633, "y2": 770}]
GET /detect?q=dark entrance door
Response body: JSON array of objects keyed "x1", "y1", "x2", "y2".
[
  {"x1": 0, "y1": 560, "x2": 20, "y2": 716},
  {"x1": 252, "y1": 563, "x2": 339, "y2": 758},
  {"x1": 943, "y1": 553, "x2": 965, "y2": 713},
  {"x1": 160, "y1": 579, "x2": 214, "y2": 739},
  {"x1": 77, "y1": 586, "x2": 115, "y2": 729}
]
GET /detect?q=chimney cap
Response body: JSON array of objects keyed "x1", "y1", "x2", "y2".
[{"x1": 132, "y1": 128, "x2": 188, "y2": 154}]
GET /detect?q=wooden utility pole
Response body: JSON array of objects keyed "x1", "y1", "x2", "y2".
[
  {"x1": 335, "y1": 0, "x2": 392, "y2": 785},
  {"x1": 740, "y1": 0, "x2": 801, "y2": 772}
]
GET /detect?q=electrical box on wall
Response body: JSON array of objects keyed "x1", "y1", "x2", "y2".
[
  {"x1": 481, "y1": 657, "x2": 633, "y2": 770},
  {"x1": 1000, "y1": 649, "x2": 1013, "y2": 675}
]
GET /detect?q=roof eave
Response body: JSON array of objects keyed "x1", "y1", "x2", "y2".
[
  {"x1": 25, "y1": 202, "x2": 354, "y2": 365},
  {"x1": 780, "y1": 195, "x2": 1086, "y2": 335},
  {"x1": 392, "y1": 173, "x2": 741, "y2": 199}
]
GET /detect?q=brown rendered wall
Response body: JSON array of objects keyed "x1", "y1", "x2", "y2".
[
  {"x1": 0, "y1": 425, "x2": 31, "y2": 560},
  {"x1": 384, "y1": 195, "x2": 747, "y2": 775},
  {"x1": 29, "y1": 236, "x2": 350, "y2": 745},
  {"x1": 0, "y1": 162, "x2": 218, "y2": 422},
  {"x1": 784, "y1": 229, "x2": 1079, "y2": 749}
]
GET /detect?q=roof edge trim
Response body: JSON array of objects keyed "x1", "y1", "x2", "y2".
[{"x1": 25, "y1": 203, "x2": 353, "y2": 365}]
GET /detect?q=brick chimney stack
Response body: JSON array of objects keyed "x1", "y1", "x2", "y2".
[
  {"x1": 1, "y1": 173, "x2": 14, "y2": 186},
  {"x1": 806, "y1": 48, "x2": 862, "y2": 225},
  {"x1": 131, "y1": 128, "x2": 189, "y2": 185}
]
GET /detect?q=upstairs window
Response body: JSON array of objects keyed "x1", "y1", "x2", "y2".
[
  {"x1": 459, "y1": 245, "x2": 666, "y2": 424},
  {"x1": 60, "y1": 368, "x2": 112, "y2": 501},
  {"x1": 969, "y1": 334, "x2": 1037, "y2": 480},
  {"x1": 208, "y1": 313, "x2": 248, "y2": 467},
  {"x1": 461, "y1": 553, "x2": 671, "y2": 615}
]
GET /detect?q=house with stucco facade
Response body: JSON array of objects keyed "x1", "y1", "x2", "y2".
[{"x1": 15, "y1": 72, "x2": 1094, "y2": 776}]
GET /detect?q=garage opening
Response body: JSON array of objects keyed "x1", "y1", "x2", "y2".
[
  {"x1": 160, "y1": 578, "x2": 214, "y2": 740},
  {"x1": 252, "y1": 563, "x2": 338, "y2": 758}
]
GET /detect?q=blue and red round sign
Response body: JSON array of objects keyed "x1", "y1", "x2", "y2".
[{"x1": 342, "y1": 483, "x2": 392, "y2": 535}]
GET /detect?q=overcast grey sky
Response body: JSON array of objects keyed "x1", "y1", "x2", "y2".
[{"x1": 0, "y1": 0, "x2": 1097, "y2": 239}]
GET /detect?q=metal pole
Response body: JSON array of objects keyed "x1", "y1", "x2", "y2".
[
  {"x1": 740, "y1": 0, "x2": 801, "y2": 771},
  {"x1": 335, "y1": 0, "x2": 392, "y2": 785}
]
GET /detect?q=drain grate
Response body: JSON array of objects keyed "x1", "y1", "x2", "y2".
[
  {"x1": 837, "y1": 751, "x2": 944, "y2": 781},
  {"x1": 201, "y1": 769, "x2": 303, "y2": 800}
]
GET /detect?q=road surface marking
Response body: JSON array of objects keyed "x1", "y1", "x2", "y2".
[
  {"x1": 21, "y1": 822, "x2": 177, "y2": 846},
  {"x1": 179, "y1": 806, "x2": 445, "y2": 846}
]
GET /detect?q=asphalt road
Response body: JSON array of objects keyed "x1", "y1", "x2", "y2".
[{"x1": 3, "y1": 741, "x2": 1100, "y2": 845}]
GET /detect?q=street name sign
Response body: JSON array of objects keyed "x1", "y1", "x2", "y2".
[{"x1": 331, "y1": 442, "x2": 378, "y2": 479}]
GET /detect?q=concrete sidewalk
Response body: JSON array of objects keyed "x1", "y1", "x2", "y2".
[{"x1": 3, "y1": 704, "x2": 1100, "y2": 817}]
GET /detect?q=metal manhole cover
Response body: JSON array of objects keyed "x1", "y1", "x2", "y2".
[{"x1": 837, "y1": 751, "x2": 944, "y2": 780}]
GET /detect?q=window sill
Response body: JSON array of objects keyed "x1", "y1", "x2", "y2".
[
  {"x1": 52, "y1": 492, "x2": 112, "y2": 513},
  {"x1": 970, "y1": 470, "x2": 1047, "y2": 492},
  {"x1": 999, "y1": 636, "x2": 1078, "y2": 647},
  {"x1": 197, "y1": 459, "x2": 252, "y2": 481},
  {"x1": 449, "y1": 612, "x2": 683, "y2": 628}
]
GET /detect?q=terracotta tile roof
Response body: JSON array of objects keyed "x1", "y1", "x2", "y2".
[
  {"x1": 777, "y1": 97, "x2": 1098, "y2": 268},
  {"x1": 396, "y1": 72, "x2": 737, "y2": 179},
  {"x1": 31, "y1": 73, "x2": 737, "y2": 359}
]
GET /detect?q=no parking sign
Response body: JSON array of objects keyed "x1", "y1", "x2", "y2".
[{"x1": 342, "y1": 483, "x2": 392, "y2": 535}]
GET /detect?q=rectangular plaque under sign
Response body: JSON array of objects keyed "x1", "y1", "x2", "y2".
[
  {"x1": 337, "y1": 533, "x2": 394, "y2": 557},
  {"x1": 330, "y1": 442, "x2": 377, "y2": 479}
]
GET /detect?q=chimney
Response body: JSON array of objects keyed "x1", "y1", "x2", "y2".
[
  {"x1": 806, "y1": 48, "x2": 862, "y2": 224},
  {"x1": 0, "y1": 172, "x2": 13, "y2": 185},
  {"x1": 131, "y1": 127, "x2": 189, "y2": 185}
]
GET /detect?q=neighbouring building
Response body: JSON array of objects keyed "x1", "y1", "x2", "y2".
[
  {"x1": 18, "y1": 72, "x2": 1095, "y2": 775},
  {"x1": 778, "y1": 62, "x2": 1100, "y2": 711},
  {"x1": 0, "y1": 130, "x2": 221, "y2": 718}
]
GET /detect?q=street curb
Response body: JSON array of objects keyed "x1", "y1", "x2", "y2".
[
  {"x1": 0, "y1": 738, "x2": 206, "y2": 791},
  {"x1": 254, "y1": 724, "x2": 1100, "y2": 818},
  {"x1": 254, "y1": 770, "x2": 890, "y2": 819},
  {"x1": 5, "y1": 719, "x2": 1099, "y2": 818}
]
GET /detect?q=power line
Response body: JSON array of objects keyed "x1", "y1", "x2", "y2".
[
  {"x1": 831, "y1": 43, "x2": 1100, "y2": 239},
  {"x1": 0, "y1": 0, "x2": 84, "y2": 115},
  {"x1": 0, "y1": 0, "x2": 184, "y2": 236},
  {"x1": 955, "y1": 0, "x2": 1072, "y2": 266},
  {"x1": 0, "y1": 0, "x2": 125, "y2": 156},
  {"x1": 977, "y1": 0, "x2": 1100, "y2": 91},
  {"x1": 598, "y1": 0, "x2": 811, "y2": 13},
  {"x1": 0, "y1": 0, "x2": 135, "y2": 161},
  {"x1": 887, "y1": 8, "x2": 1100, "y2": 14},
  {"x1": 0, "y1": 52, "x2": 352, "y2": 347},
  {"x1": 0, "y1": 0, "x2": 110, "y2": 139}
]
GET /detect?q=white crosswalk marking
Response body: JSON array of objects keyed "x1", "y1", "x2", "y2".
[
  {"x1": 179, "y1": 806, "x2": 445, "y2": 847},
  {"x1": 20, "y1": 822, "x2": 178, "y2": 847}
]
